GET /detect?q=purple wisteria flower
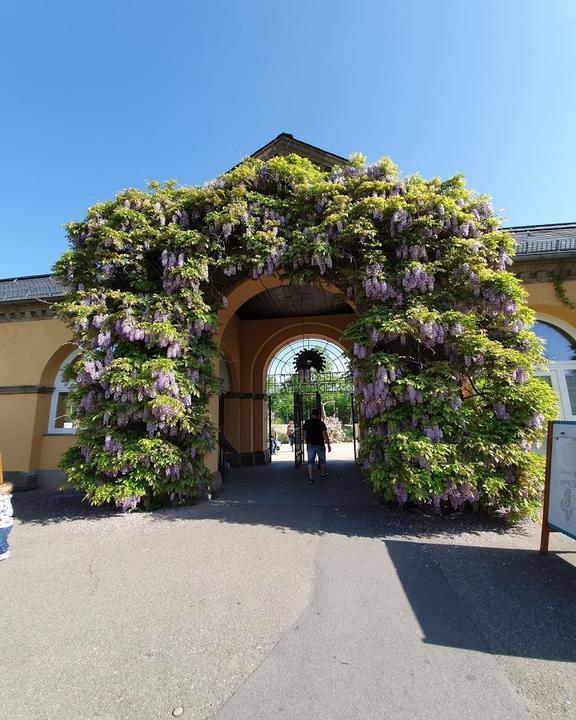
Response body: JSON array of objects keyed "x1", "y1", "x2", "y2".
[
  {"x1": 527, "y1": 412, "x2": 544, "y2": 429},
  {"x1": 152, "y1": 369, "x2": 177, "y2": 393},
  {"x1": 165, "y1": 463, "x2": 181, "y2": 479},
  {"x1": 167, "y1": 342, "x2": 182, "y2": 358},
  {"x1": 151, "y1": 401, "x2": 179, "y2": 422},
  {"x1": 424, "y1": 426, "x2": 443, "y2": 442},
  {"x1": 79, "y1": 390, "x2": 96, "y2": 411},
  {"x1": 482, "y1": 287, "x2": 517, "y2": 317},
  {"x1": 447, "y1": 483, "x2": 481, "y2": 510},
  {"x1": 97, "y1": 330, "x2": 112, "y2": 348},
  {"x1": 402, "y1": 266, "x2": 434, "y2": 294},
  {"x1": 496, "y1": 250, "x2": 512, "y2": 270},
  {"x1": 310, "y1": 252, "x2": 333, "y2": 276},
  {"x1": 396, "y1": 244, "x2": 427, "y2": 261},
  {"x1": 92, "y1": 314, "x2": 107, "y2": 329},
  {"x1": 362, "y1": 264, "x2": 401, "y2": 301},
  {"x1": 79, "y1": 359, "x2": 104, "y2": 385},
  {"x1": 116, "y1": 495, "x2": 141, "y2": 512},
  {"x1": 80, "y1": 446, "x2": 93, "y2": 462},
  {"x1": 418, "y1": 321, "x2": 446, "y2": 346},
  {"x1": 473, "y1": 200, "x2": 492, "y2": 219},
  {"x1": 493, "y1": 403, "x2": 509, "y2": 420},
  {"x1": 177, "y1": 209, "x2": 190, "y2": 228},
  {"x1": 390, "y1": 209, "x2": 411, "y2": 236},
  {"x1": 512, "y1": 367, "x2": 528, "y2": 384},
  {"x1": 395, "y1": 484, "x2": 408, "y2": 507},
  {"x1": 450, "y1": 396, "x2": 463, "y2": 411},
  {"x1": 357, "y1": 365, "x2": 404, "y2": 419},
  {"x1": 116, "y1": 316, "x2": 145, "y2": 342},
  {"x1": 104, "y1": 434, "x2": 123, "y2": 457}
]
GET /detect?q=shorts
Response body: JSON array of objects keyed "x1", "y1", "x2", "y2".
[{"x1": 307, "y1": 444, "x2": 326, "y2": 465}]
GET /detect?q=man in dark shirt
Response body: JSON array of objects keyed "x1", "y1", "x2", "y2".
[{"x1": 302, "y1": 409, "x2": 331, "y2": 483}]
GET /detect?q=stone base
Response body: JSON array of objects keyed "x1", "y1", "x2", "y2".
[
  {"x1": 4, "y1": 471, "x2": 39, "y2": 492},
  {"x1": 240, "y1": 452, "x2": 256, "y2": 466},
  {"x1": 228, "y1": 454, "x2": 242, "y2": 468},
  {"x1": 36, "y1": 470, "x2": 68, "y2": 490},
  {"x1": 253, "y1": 451, "x2": 268, "y2": 465},
  {"x1": 209, "y1": 470, "x2": 222, "y2": 493}
]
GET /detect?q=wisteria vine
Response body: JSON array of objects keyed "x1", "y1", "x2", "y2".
[{"x1": 55, "y1": 154, "x2": 556, "y2": 518}]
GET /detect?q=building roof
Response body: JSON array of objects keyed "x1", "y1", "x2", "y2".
[
  {"x1": 0, "y1": 275, "x2": 65, "y2": 304},
  {"x1": 248, "y1": 132, "x2": 347, "y2": 171},
  {"x1": 506, "y1": 222, "x2": 576, "y2": 258}
]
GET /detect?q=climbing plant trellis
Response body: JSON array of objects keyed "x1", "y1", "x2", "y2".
[{"x1": 55, "y1": 153, "x2": 556, "y2": 518}]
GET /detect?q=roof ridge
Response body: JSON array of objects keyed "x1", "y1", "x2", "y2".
[
  {"x1": 0, "y1": 273, "x2": 56, "y2": 283},
  {"x1": 505, "y1": 222, "x2": 576, "y2": 231}
]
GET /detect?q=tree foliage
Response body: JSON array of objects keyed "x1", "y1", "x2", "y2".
[{"x1": 55, "y1": 153, "x2": 556, "y2": 518}]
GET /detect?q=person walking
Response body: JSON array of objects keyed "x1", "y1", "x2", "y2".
[
  {"x1": 271, "y1": 429, "x2": 281, "y2": 454},
  {"x1": 302, "y1": 409, "x2": 331, "y2": 483},
  {"x1": 286, "y1": 421, "x2": 295, "y2": 448}
]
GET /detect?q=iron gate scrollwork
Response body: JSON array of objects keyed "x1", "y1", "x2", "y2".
[{"x1": 267, "y1": 370, "x2": 355, "y2": 468}]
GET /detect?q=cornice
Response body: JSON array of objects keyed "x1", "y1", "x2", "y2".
[
  {"x1": 511, "y1": 257, "x2": 576, "y2": 284},
  {"x1": 0, "y1": 301, "x2": 57, "y2": 323}
]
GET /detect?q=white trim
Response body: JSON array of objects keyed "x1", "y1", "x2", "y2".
[
  {"x1": 533, "y1": 315, "x2": 576, "y2": 421},
  {"x1": 48, "y1": 349, "x2": 80, "y2": 434},
  {"x1": 534, "y1": 312, "x2": 576, "y2": 343}
]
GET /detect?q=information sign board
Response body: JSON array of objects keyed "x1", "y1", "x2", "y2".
[{"x1": 540, "y1": 420, "x2": 576, "y2": 553}]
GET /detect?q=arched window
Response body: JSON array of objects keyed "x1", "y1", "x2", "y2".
[
  {"x1": 533, "y1": 319, "x2": 576, "y2": 420},
  {"x1": 48, "y1": 349, "x2": 79, "y2": 434}
]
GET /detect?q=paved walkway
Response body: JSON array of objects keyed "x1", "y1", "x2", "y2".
[{"x1": 2, "y1": 447, "x2": 575, "y2": 719}]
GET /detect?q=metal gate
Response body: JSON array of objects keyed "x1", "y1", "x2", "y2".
[{"x1": 267, "y1": 371, "x2": 354, "y2": 468}]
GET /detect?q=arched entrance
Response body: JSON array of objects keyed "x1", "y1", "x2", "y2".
[
  {"x1": 265, "y1": 338, "x2": 356, "y2": 467},
  {"x1": 216, "y1": 277, "x2": 356, "y2": 470}
]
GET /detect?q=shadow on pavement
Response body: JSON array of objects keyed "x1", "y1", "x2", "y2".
[
  {"x1": 11, "y1": 470, "x2": 576, "y2": 664},
  {"x1": 14, "y1": 489, "x2": 115, "y2": 525},
  {"x1": 15, "y1": 460, "x2": 534, "y2": 543},
  {"x1": 385, "y1": 539, "x2": 576, "y2": 663}
]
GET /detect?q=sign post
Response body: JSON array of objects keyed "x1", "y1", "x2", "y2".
[{"x1": 540, "y1": 420, "x2": 576, "y2": 554}]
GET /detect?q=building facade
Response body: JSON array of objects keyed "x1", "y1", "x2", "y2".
[{"x1": 1, "y1": 135, "x2": 575, "y2": 489}]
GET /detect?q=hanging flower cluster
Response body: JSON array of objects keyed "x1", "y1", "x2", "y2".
[{"x1": 55, "y1": 154, "x2": 556, "y2": 518}]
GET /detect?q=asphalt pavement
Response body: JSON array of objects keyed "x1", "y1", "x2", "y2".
[{"x1": 1, "y1": 443, "x2": 575, "y2": 720}]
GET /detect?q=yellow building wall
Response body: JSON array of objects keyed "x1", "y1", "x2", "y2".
[
  {"x1": 0, "y1": 317, "x2": 74, "y2": 484},
  {"x1": 526, "y1": 280, "x2": 576, "y2": 329},
  {"x1": 0, "y1": 394, "x2": 42, "y2": 472}
]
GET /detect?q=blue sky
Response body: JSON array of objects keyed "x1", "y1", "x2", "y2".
[{"x1": 1, "y1": 0, "x2": 575, "y2": 278}]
